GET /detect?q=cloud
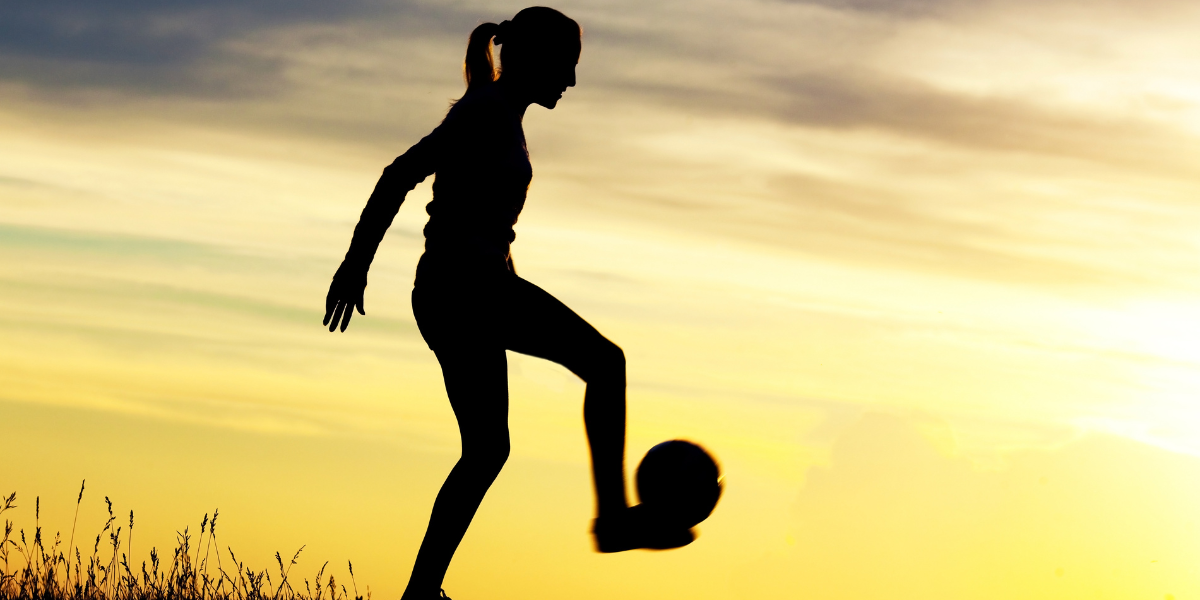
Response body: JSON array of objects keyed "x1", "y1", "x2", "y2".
[
  {"x1": 4, "y1": 0, "x2": 1199, "y2": 294},
  {"x1": 575, "y1": 2, "x2": 1200, "y2": 166},
  {"x1": 0, "y1": 0, "x2": 460, "y2": 96},
  {"x1": 6, "y1": 0, "x2": 1190, "y2": 166},
  {"x1": 0, "y1": 221, "x2": 228, "y2": 260},
  {"x1": 790, "y1": 0, "x2": 961, "y2": 18}
]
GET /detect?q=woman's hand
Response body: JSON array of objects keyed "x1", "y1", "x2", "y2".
[{"x1": 324, "y1": 264, "x2": 368, "y2": 332}]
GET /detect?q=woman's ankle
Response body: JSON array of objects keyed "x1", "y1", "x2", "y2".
[
  {"x1": 400, "y1": 582, "x2": 442, "y2": 600},
  {"x1": 595, "y1": 500, "x2": 629, "y2": 520}
]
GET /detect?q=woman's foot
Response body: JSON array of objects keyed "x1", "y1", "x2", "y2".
[
  {"x1": 591, "y1": 504, "x2": 696, "y2": 553},
  {"x1": 399, "y1": 587, "x2": 451, "y2": 600}
]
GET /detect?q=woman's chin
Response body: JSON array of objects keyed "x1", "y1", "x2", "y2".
[{"x1": 536, "y1": 95, "x2": 563, "y2": 109}]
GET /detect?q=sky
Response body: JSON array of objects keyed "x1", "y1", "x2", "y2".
[{"x1": 2, "y1": 0, "x2": 1200, "y2": 598}]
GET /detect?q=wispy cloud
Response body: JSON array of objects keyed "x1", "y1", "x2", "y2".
[
  {"x1": 0, "y1": 0, "x2": 460, "y2": 97},
  {"x1": 4, "y1": 5, "x2": 1200, "y2": 596}
]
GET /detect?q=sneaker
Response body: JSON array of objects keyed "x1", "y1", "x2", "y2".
[{"x1": 592, "y1": 504, "x2": 696, "y2": 553}]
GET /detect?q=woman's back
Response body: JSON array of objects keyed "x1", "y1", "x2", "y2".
[{"x1": 420, "y1": 82, "x2": 533, "y2": 264}]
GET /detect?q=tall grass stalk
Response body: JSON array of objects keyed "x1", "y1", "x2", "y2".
[
  {"x1": 0, "y1": 486, "x2": 367, "y2": 600},
  {"x1": 66, "y1": 481, "x2": 84, "y2": 588}
]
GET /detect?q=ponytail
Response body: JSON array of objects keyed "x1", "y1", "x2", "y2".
[{"x1": 463, "y1": 22, "x2": 500, "y2": 90}]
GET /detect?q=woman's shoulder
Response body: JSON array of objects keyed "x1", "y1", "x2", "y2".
[{"x1": 444, "y1": 82, "x2": 505, "y2": 123}]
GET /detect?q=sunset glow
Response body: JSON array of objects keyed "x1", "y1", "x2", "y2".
[{"x1": 2, "y1": 1, "x2": 1200, "y2": 598}]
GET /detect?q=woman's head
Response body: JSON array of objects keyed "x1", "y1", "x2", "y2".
[{"x1": 463, "y1": 7, "x2": 581, "y2": 109}]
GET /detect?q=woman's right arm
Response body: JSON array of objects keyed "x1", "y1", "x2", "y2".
[{"x1": 324, "y1": 126, "x2": 445, "y2": 332}]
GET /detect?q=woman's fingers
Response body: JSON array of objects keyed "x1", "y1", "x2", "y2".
[
  {"x1": 356, "y1": 298, "x2": 366, "y2": 316},
  {"x1": 339, "y1": 300, "x2": 355, "y2": 331},
  {"x1": 328, "y1": 300, "x2": 346, "y2": 332},
  {"x1": 323, "y1": 298, "x2": 335, "y2": 327},
  {"x1": 324, "y1": 282, "x2": 340, "y2": 326}
]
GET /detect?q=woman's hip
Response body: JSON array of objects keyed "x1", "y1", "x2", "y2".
[{"x1": 412, "y1": 270, "x2": 617, "y2": 374}]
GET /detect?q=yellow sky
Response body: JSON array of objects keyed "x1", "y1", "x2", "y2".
[{"x1": 2, "y1": 1, "x2": 1200, "y2": 598}]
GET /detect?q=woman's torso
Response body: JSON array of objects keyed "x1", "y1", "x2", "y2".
[{"x1": 417, "y1": 83, "x2": 532, "y2": 285}]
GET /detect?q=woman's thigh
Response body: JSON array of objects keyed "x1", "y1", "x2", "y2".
[
  {"x1": 412, "y1": 273, "x2": 620, "y2": 384},
  {"x1": 413, "y1": 281, "x2": 512, "y2": 443},
  {"x1": 500, "y1": 277, "x2": 622, "y2": 382},
  {"x1": 434, "y1": 345, "x2": 510, "y2": 452}
]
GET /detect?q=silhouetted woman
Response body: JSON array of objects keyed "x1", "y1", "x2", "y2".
[{"x1": 323, "y1": 7, "x2": 693, "y2": 599}]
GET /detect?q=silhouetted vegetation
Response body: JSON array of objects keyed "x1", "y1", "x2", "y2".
[{"x1": 0, "y1": 482, "x2": 366, "y2": 600}]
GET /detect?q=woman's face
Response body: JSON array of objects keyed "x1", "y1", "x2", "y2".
[{"x1": 514, "y1": 40, "x2": 580, "y2": 109}]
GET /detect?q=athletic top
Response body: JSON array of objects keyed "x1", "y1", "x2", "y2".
[{"x1": 341, "y1": 82, "x2": 532, "y2": 277}]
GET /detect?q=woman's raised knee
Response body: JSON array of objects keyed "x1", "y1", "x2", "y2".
[{"x1": 581, "y1": 339, "x2": 625, "y2": 385}]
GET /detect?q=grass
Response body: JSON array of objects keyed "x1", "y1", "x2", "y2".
[{"x1": 0, "y1": 482, "x2": 368, "y2": 600}]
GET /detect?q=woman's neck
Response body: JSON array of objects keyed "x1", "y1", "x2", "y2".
[{"x1": 496, "y1": 77, "x2": 533, "y2": 118}]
